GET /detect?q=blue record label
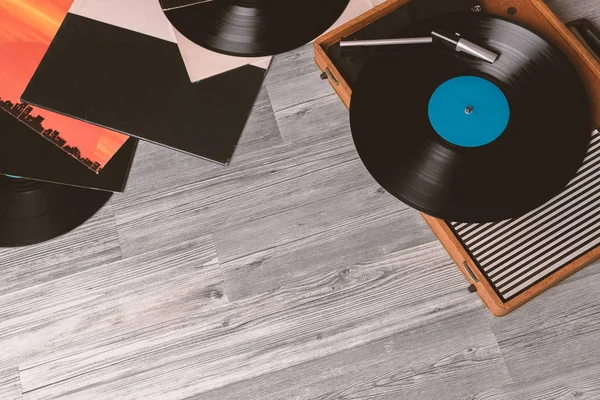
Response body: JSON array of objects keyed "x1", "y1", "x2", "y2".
[{"x1": 428, "y1": 76, "x2": 510, "y2": 147}]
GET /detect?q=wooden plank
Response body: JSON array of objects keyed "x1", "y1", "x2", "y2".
[
  {"x1": 488, "y1": 263, "x2": 600, "y2": 383},
  {"x1": 193, "y1": 310, "x2": 511, "y2": 400},
  {"x1": 469, "y1": 365, "x2": 600, "y2": 399},
  {"x1": 213, "y1": 183, "x2": 409, "y2": 264},
  {"x1": 0, "y1": 236, "x2": 222, "y2": 390},
  {"x1": 19, "y1": 243, "x2": 480, "y2": 400},
  {"x1": 220, "y1": 205, "x2": 436, "y2": 302},
  {"x1": 264, "y1": 44, "x2": 325, "y2": 87},
  {"x1": 273, "y1": 93, "x2": 352, "y2": 143},
  {"x1": 547, "y1": 0, "x2": 600, "y2": 24},
  {"x1": 112, "y1": 133, "x2": 360, "y2": 258},
  {"x1": 0, "y1": 205, "x2": 121, "y2": 297},
  {"x1": 265, "y1": 68, "x2": 337, "y2": 113},
  {"x1": 0, "y1": 367, "x2": 21, "y2": 400}
]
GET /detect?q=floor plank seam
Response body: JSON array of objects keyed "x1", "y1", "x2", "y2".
[
  {"x1": 264, "y1": 82, "x2": 286, "y2": 140},
  {"x1": 105, "y1": 201, "x2": 126, "y2": 264},
  {"x1": 215, "y1": 205, "x2": 413, "y2": 266},
  {"x1": 212, "y1": 172, "x2": 381, "y2": 237},
  {"x1": 483, "y1": 316, "x2": 516, "y2": 388},
  {"x1": 265, "y1": 85, "x2": 338, "y2": 120},
  {"x1": 187, "y1": 292, "x2": 480, "y2": 400},
  {"x1": 118, "y1": 146, "x2": 359, "y2": 218},
  {"x1": 16, "y1": 367, "x2": 24, "y2": 400},
  {"x1": 493, "y1": 306, "x2": 600, "y2": 347}
]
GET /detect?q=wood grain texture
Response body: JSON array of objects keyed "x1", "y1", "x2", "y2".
[
  {"x1": 488, "y1": 262, "x2": 600, "y2": 384},
  {"x1": 273, "y1": 93, "x2": 352, "y2": 143},
  {"x1": 195, "y1": 307, "x2": 511, "y2": 400},
  {"x1": 0, "y1": 205, "x2": 122, "y2": 297},
  {"x1": 0, "y1": 367, "x2": 21, "y2": 400},
  {"x1": 264, "y1": 44, "x2": 323, "y2": 87},
  {"x1": 467, "y1": 367, "x2": 600, "y2": 400},
  {"x1": 266, "y1": 69, "x2": 336, "y2": 113},
  {"x1": 545, "y1": 0, "x2": 600, "y2": 23},
  {"x1": 21, "y1": 243, "x2": 480, "y2": 399},
  {"x1": 0, "y1": 1, "x2": 599, "y2": 399},
  {"x1": 10, "y1": 236, "x2": 223, "y2": 399},
  {"x1": 220, "y1": 205, "x2": 435, "y2": 302}
]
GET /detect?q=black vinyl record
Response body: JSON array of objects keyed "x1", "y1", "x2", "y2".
[
  {"x1": 160, "y1": 0, "x2": 350, "y2": 57},
  {"x1": 350, "y1": 13, "x2": 592, "y2": 223},
  {"x1": 0, "y1": 176, "x2": 111, "y2": 247}
]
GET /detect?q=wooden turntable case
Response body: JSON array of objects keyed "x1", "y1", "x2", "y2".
[{"x1": 314, "y1": 0, "x2": 600, "y2": 316}]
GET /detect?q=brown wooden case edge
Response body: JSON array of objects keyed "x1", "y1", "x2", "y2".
[
  {"x1": 424, "y1": 215, "x2": 600, "y2": 316},
  {"x1": 314, "y1": 0, "x2": 413, "y2": 109},
  {"x1": 314, "y1": 0, "x2": 600, "y2": 315}
]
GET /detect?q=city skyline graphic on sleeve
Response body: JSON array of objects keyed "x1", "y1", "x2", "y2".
[{"x1": 0, "y1": 0, "x2": 129, "y2": 174}]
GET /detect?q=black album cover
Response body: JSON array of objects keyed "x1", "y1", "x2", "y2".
[{"x1": 21, "y1": 0, "x2": 268, "y2": 165}]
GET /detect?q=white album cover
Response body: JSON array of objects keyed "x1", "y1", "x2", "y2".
[
  {"x1": 67, "y1": 0, "x2": 274, "y2": 83},
  {"x1": 171, "y1": 30, "x2": 273, "y2": 83},
  {"x1": 169, "y1": 0, "x2": 379, "y2": 82},
  {"x1": 67, "y1": 0, "x2": 377, "y2": 83}
]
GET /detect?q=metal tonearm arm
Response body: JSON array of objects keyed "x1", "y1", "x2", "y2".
[{"x1": 339, "y1": 30, "x2": 499, "y2": 63}]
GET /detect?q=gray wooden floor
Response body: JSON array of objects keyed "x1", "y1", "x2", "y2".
[{"x1": 2, "y1": 1, "x2": 600, "y2": 399}]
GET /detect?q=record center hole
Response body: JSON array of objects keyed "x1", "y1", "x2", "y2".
[{"x1": 465, "y1": 105, "x2": 474, "y2": 115}]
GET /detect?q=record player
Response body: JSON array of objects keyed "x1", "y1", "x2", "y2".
[{"x1": 314, "y1": 0, "x2": 600, "y2": 315}]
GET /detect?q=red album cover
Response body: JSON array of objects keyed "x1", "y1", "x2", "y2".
[{"x1": 0, "y1": 0, "x2": 129, "y2": 173}]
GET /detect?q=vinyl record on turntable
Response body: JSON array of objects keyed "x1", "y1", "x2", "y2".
[
  {"x1": 349, "y1": 13, "x2": 592, "y2": 223},
  {"x1": 0, "y1": 176, "x2": 111, "y2": 247},
  {"x1": 159, "y1": 0, "x2": 351, "y2": 57}
]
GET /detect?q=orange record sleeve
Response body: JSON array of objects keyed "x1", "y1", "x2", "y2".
[{"x1": 0, "y1": 0, "x2": 129, "y2": 173}]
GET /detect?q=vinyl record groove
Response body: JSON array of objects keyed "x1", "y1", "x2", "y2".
[
  {"x1": 350, "y1": 13, "x2": 592, "y2": 223},
  {"x1": 0, "y1": 176, "x2": 111, "y2": 247},
  {"x1": 160, "y1": 0, "x2": 351, "y2": 57}
]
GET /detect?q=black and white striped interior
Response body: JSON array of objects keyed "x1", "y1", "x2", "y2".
[{"x1": 451, "y1": 130, "x2": 600, "y2": 301}]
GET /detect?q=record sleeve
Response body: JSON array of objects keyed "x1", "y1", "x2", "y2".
[
  {"x1": 0, "y1": 109, "x2": 137, "y2": 193},
  {"x1": 161, "y1": 0, "x2": 376, "y2": 82},
  {"x1": 0, "y1": 0, "x2": 130, "y2": 173},
  {"x1": 20, "y1": 0, "x2": 269, "y2": 165}
]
